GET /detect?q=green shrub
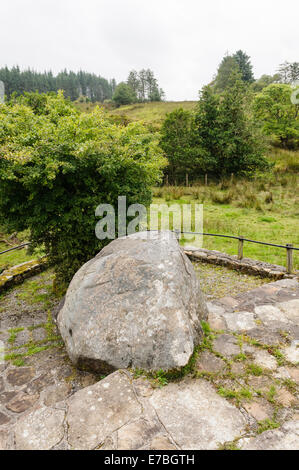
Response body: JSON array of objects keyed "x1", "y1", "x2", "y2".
[
  {"x1": 0, "y1": 92, "x2": 166, "y2": 286},
  {"x1": 253, "y1": 84, "x2": 299, "y2": 149}
]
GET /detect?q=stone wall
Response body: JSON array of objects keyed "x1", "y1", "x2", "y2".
[
  {"x1": 184, "y1": 248, "x2": 298, "y2": 280},
  {"x1": 0, "y1": 259, "x2": 47, "y2": 293}
]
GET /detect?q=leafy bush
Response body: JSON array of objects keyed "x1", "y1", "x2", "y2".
[
  {"x1": 0, "y1": 92, "x2": 166, "y2": 286},
  {"x1": 253, "y1": 84, "x2": 299, "y2": 149},
  {"x1": 112, "y1": 82, "x2": 137, "y2": 107}
]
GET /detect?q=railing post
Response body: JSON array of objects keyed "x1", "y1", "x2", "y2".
[
  {"x1": 286, "y1": 244, "x2": 293, "y2": 274},
  {"x1": 238, "y1": 236, "x2": 244, "y2": 260}
]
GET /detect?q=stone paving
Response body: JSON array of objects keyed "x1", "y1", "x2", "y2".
[{"x1": 0, "y1": 269, "x2": 298, "y2": 450}]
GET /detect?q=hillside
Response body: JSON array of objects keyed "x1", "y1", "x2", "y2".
[
  {"x1": 74, "y1": 100, "x2": 197, "y2": 126},
  {"x1": 109, "y1": 101, "x2": 197, "y2": 125}
]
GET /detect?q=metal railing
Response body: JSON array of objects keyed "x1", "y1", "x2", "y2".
[
  {"x1": 1, "y1": 233, "x2": 298, "y2": 274},
  {"x1": 173, "y1": 230, "x2": 298, "y2": 274},
  {"x1": 0, "y1": 243, "x2": 31, "y2": 255}
]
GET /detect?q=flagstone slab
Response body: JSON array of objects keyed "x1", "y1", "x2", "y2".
[
  {"x1": 15, "y1": 406, "x2": 65, "y2": 450},
  {"x1": 66, "y1": 371, "x2": 142, "y2": 450},
  {"x1": 242, "y1": 421, "x2": 299, "y2": 450},
  {"x1": 149, "y1": 379, "x2": 246, "y2": 450},
  {"x1": 213, "y1": 334, "x2": 240, "y2": 358},
  {"x1": 284, "y1": 341, "x2": 299, "y2": 364}
]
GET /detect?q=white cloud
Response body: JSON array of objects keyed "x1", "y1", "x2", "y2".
[{"x1": 0, "y1": 0, "x2": 298, "y2": 100}]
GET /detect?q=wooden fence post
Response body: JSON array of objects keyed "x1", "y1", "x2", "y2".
[
  {"x1": 205, "y1": 174, "x2": 208, "y2": 186},
  {"x1": 286, "y1": 244, "x2": 293, "y2": 274},
  {"x1": 186, "y1": 173, "x2": 188, "y2": 187},
  {"x1": 238, "y1": 236, "x2": 244, "y2": 260}
]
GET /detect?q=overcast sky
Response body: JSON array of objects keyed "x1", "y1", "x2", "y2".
[{"x1": 0, "y1": 0, "x2": 298, "y2": 100}]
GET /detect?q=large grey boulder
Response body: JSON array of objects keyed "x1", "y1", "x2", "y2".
[{"x1": 57, "y1": 231, "x2": 207, "y2": 373}]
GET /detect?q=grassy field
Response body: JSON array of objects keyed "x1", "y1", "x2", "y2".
[
  {"x1": 0, "y1": 244, "x2": 33, "y2": 271},
  {"x1": 73, "y1": 100, "x2": 197, "y2": 126},
  {"x1": 151, "y1": 161, "x2": 299, "y2": 270},
  {"x1": 109, "y1": 101, "x2": 197, "y2": 125},
  {"x1": 0, "y1": 231, "x2": 33, "y2": 271}
]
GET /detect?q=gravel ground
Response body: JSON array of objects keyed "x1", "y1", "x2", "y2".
[{"x1": 193, "y1": 261, "x2": 270, "y2": 300}]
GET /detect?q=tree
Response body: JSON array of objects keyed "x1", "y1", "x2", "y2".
[
  {"x1": 278, "y1": 62, "x2": 299, "y2": 84},
  {"x1": 194, "y1": 86, "x2": 221, "y2": 173},
  {"x1": 126, "y1": 69, "x2": 164, "y2": 102},
  {"x1": 160, "y1": 109, "x2": 204, "y2": 184},
  {"x1": 253, "y1": 83, "x2": 299, "y2": 148},
  {"x1": 214, "y1": 55, "x2": 241, "y2": 92},
  {"x1": 0, "y1": 92, "x2": 166, "y2": 286},
  {"x1": 127, "y1": 70, "x2": 139, "y2": 96},
  {"x1": 112, "y1": 82, "x2": 136, "y2": 106},
  {"x1": 195, "y1": 76, "x2": 269, "y2": 176},
  {"x1": 233, "y1": 50, "x2": 254, "y2": 83},
  {"x1": 251, "y1": 74, "x2": 281, "y2": 92},
  {"x1": 0, "y1": 66, "x2": 115, "y2": 102},
  {"x1": 216, "y1": 77, "x2": 268, "y2": 175},
  {"x1": 214, "y1": 51, "x2": 254, "y2": 92}
]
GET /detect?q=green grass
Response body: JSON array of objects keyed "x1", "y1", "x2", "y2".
[
  {"x1": 268, "y1": 147, "x2": 299, "y2": 173},
  {"x1": 257, "y1": 419, "x2": 280, "y2": 434},
  {"x1": 217, "y1": 387, "x2": 253, "y2": 401},
  {"x1": 267, "y1": 385, "x2": 277, "y2": 403},
  {"x1": 246, "y1": 363, "x2": 264, "y2": 376},
  {"x1": 16, "y1": 273, "x2": 56, "y2": 309},
  {"x1": 73, "y1": 100, "x2": 197, "y2": 127},
  {"x1": 8, "y1": 327, "x2": 24, "y2": 345},
  {"x1": 0, "y1": 242, "x2": 33, "y2": 271},
  {"x1": 0, "y1": 228, "x2": 33, "y2": 270},
  {"x1": 151, "y1": 171, "x2": 299, "y2": 269},
  {"x1": 109, "y1": 101, "x2": 197, "y2": 126}
]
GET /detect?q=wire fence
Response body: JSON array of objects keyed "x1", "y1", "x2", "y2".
[
  {"x1": 1, "y1": 233, "x2": 298, "y2": 274},
  {"x1": 172, "y1": 230, "x2": 298, "y2": 274},
  {"x1": 0, "y1": 243, "x2": 31, "y2": 255}
]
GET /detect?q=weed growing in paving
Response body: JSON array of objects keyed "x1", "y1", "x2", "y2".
[
  {"x1": 281, "y1": 379, "x2": 297, "y2": 394},
  {"x1": 217, "y1": 387, "x2": 253, "y2": 402},
  {"x1": 246, "y1": 363, "x2": 264, "y2": 376},
  {"x1": 8, "y1": 327, "x2": 24, "y2": 345},
  {"x1": 218, "y1": 440, "x2": 241, "y2": 450},
  {"x1": 257, "y1": 419, "x2": 280, "y2": 434},
  {"x1": 267, "y1": 385, "x2": 277, "y2": 404},
  {"x1": 233, "y1": 353, "x2": 248, "y2": 362}
]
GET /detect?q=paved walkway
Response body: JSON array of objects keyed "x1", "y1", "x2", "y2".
[{"x1": 0, "y1": 272, "x2": 298, "y2": 450}]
